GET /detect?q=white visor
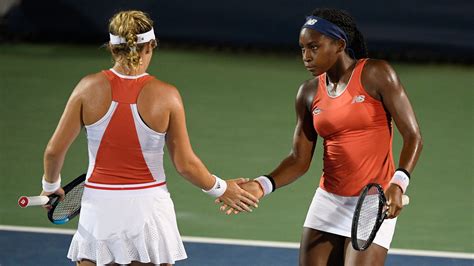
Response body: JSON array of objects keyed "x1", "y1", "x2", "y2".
[{"x1": 109, "y1": 28, "x2": 155, "y2": 45}]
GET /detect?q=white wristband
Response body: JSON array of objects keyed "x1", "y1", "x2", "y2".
[
  {"x1": 42, "y1": 175, "x2": 61, "y2": 193},
  {"x1": 389, "y1": 170, "x2": 410, "y2": 193},
  {"x1": 202, "y1": 175, "x2": 227, "y2": 197},
  {"x1": 255, "y1": 176, "x2": 273, "y2": 197}
]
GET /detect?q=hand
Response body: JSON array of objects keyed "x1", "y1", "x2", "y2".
[
  {"x1": 40, "y1": 188, "x2": 65, "y2": 210},
  {"x1": 385, "y1": 183, "x2": 403, "y2": 219},
  {"x1": 217, "y1": 180, "x2": 264, "y2": 215},
  {"x1": 218, "y1": 178, "x2": 259, "y2": 214},
  {"x1": 240, "y1": 180, "x2": 264, "y2": 199}
]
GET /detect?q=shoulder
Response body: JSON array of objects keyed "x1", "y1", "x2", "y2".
[
  {"x1": 69, "y1": 72, "x2": 109, "y2": 100},
  {"x1": 296, "y1": 77, "x2": 319, "y2": 111},
  {"x1": 361, "y1": 59, "x2": 402, "y2": 97},
  {"x1": 78, "y1": 72, "x2": 108, "y2": 88},
  {"x1": 362, "y1": 59, "x2": 400, "y2": 86},
  {"x1": 141, "y1": 77, "x2": 183, "y2": 106},
  {"x1": 298, "y1": 78, "x2": 319, "y2": 92},
  {"x1": 143, "y1": 78, "x2": 180, "y2": 96}
]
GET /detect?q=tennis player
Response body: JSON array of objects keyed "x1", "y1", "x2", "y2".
[
  {"x1": 39, "y1": 10, "x2": 258, "y2": 266},
  {"x1": 219, "y1": 8, "x2": 423, "y2": 266}
]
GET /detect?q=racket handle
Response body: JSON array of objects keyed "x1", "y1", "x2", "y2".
[
  {"x1": 402, "y1": 195, "x2": 410, "y2": 206},
  {"x1": 18, "y1": 196, "x2": 50, "y2": 208}
]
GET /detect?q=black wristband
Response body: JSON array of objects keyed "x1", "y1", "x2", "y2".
[
  {"x1": 263, "y1": 175, "x2": 276, "y2": 192},
  {"x1": 396, "y1": 168, "x2": 411, "y2": 179}
]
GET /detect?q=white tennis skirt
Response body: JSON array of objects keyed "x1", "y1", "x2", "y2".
[
  {"x1": 303, "y1": 188, "x2": 397, "y2": 250},
  {"x1": 67, "y1": 186, "x2": 187, "y2": 265}
]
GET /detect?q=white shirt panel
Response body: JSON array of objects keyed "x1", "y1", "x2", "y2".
[
  {"x1": 84, "y1": 102, "x2": 118, "y2": 181},
  {"x1": 131, "y1": 104, "x2": 167, "y2": 183}
]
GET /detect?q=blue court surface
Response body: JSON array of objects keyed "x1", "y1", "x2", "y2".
[{"x1": 0, "y1": 227, "x2": 472, "y2": 265}]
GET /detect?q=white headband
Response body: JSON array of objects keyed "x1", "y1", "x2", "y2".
[{"x1": 109, "y1": 28, "x2": 155, "y2": 45}]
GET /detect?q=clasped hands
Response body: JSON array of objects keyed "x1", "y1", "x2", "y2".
[{"x1": 216, "y1": 178, "x2": 264, "y2": 215}]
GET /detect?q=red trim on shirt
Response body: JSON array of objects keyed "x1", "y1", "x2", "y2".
[{"x1": 85, "y1": 181, "x2": 167, "y2": 190}]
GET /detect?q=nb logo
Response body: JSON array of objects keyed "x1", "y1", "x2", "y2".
[
  {"x1": 312, "y1": 107, "x2": 322, "y2": 115},
  {"x1": 306, "y1": 19, "x2": 318, "y2": 26},
  {"x1": 352, "y1": 95, "x2": 365, "y2": 103}
]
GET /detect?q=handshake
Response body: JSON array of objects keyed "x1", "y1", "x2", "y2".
[{"x1": 213, "y1": 177, "x2": 266, "y2": 215}]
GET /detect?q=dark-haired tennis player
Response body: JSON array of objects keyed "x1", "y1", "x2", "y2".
[
  {"x1": 39, "y1": 10, "x2": 258, "y2": 266},
  {"x1": 220, "y1": 8, "x2": 422, "y2": 266}
]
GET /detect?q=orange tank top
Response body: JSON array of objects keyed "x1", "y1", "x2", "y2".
[{"x1": 311, "y1": 59, "x2": 395, "y2": 196}]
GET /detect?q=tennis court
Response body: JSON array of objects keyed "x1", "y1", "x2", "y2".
[
  {"x1": 0, "y1": 44, "x2": 473, "y2": 264},
  {"x1": 1, "y1": 226, "x2": 473, "y2": 265}
]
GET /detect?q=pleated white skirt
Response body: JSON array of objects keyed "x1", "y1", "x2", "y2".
[{"x1": 67, "y1": 186, "x2": 187, "y2": 265}]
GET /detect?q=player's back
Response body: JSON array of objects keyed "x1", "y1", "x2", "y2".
[{"x1": 79, "y1": 69, "x2": 175, "y2": 189}]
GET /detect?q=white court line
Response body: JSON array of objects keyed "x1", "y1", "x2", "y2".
[
  {"x1": 182, "y1": 235, "x2": 299, "y2": 249},
  {"x1": 0, "y1": 225, "x2": 76, "y2": 235},
  {"x1": 1, "y1": 225, "x2": 473, "y2": 260}
]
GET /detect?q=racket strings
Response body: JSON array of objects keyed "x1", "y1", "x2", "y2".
[
  {"x1": 355, "y1": 190, "x2": 381, "y2": 248},
  {"x1": 52, "y1": 182, "x2": 84, "y2": 221}
]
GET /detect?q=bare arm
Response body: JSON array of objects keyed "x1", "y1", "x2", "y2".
[
  {"x1": 268, "y1": 80, "x2": 318, "y2": 189},
  {"x1": 363, "y1": 59, "x2": 423, "y2": 218},
  {"x1": 165, "y1": 87, "x2": 258, "y2": 211},
  {"x1": 219, "y1": 80, "x2": 318, "y2": 214},
  {"x1": 41, "y1": 77, "x2": 86, "y2": 198},
  {"x1": 238, "y1": 80, "x2": 318, "y2": 198},
  {"x1": 165, "y1": 87, "x2": 215, "y2": 189},
  {"x1": 363, "y1": 60, "x2": 423, "y2": 175}
]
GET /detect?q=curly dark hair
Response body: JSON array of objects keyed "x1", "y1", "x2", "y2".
[{"x1": 311, "y1": 8, "x2": 368, "y2": 59}]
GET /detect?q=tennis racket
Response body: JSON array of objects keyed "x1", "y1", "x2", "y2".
[
  {"x1": 18, "y1": 173, "x2": 86, "y2": 224},
  {"x1": 351, "y1": 183, "x2": 409, "y2": 251}
]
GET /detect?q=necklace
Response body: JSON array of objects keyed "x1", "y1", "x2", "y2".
[
  {"x1": 326, "y1": 77, "x2": 348, "y2": 97},
  {"x1": 325, "y1": 62, "x2": 357, "y2": 98}
]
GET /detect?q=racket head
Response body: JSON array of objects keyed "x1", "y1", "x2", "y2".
[
  {"x1": 47, "y1": 173, "x2": 86, "y2": 224},
  {"x1": 351, "y1": 183, "x2": 386, "y2": 251}
]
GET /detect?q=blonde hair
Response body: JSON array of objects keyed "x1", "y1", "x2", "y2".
[{"x1": 108, "y1": 10, "x2": 154, "y2": 73}]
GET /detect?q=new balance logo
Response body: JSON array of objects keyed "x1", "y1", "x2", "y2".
[
  {"x1": 306, "y1": 19, "x2": 318, "y2": 26},
  {"x1": 312, "y1": 107, "x2": 322, "y2": 115},
  {"x1": 352, "y1": 95, "x2": 365, "y2": 103}
]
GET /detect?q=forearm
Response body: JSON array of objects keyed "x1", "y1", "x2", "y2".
[
  {"x1": 43, "y1": 144, "x2": 66, "y2": 183},
  {"x1": 269, "y1": 153, "x2": 310, "y2": 189},
  {"x1": 398, "y1": 132, "x2": 423, "y2": 173},
  {"x1": 174, "y1": 155, "x2": 215, "y2": 190},
  {"x1": 389, "y1": 133, "x2": 423, "y2": 194}
]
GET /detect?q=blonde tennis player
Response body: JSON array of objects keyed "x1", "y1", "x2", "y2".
[{"x1": 39, "y1": 10, "x2": 258, "y2": 266}]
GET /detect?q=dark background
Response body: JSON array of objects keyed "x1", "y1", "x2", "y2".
[
  {"x1": 1, "y1": 0, "x2": 473, "y2": 258},
  {"x1": 2, "y1": 0, "x2": 473, "y2": 63}
]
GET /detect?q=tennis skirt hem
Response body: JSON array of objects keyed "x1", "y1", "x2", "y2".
[
  {"x1": 303, "y1": 187, "x2": 397, "y2": 250},
  {"x1": 67, "y1": 187, "x2": 187, "y2": 265},
  {"x1": 67, "y1": 223, "x2": 187, "y2": 265}
]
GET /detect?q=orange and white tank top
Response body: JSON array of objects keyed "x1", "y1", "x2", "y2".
[
  {"x1": 312, "y1": 59, "x2": 395, "y2": 196},
  {"x1": 85, "y1": 69, "x2": 167, "y2": 190}
]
